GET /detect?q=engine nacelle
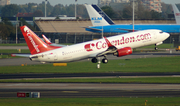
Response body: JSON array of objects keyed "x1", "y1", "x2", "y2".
[{"x1": 113, "y1": 47, "x2": 132, "y2": 57}]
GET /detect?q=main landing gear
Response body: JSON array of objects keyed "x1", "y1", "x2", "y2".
[
  {"x1": 155, "y1": 44, "x2": 158, "y2": 50},
  {"x1": 91, "y1": 56, "x2": 108, "y2": 68},
  {"x1": 91, "y1": 57, "x2": 108, "y2": 64}
]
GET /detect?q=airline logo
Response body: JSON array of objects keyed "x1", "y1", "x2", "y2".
[
  {"x1": 91, "y1": 17, "x2": 102, "y2": 20},
  {"x1": 176, "y1": 13, "x2": 180, "y2": 16},
  {"x1": 92, "y1": 17, "x2": 102, "y2": 23},
  {"x1": 84, "y1": 43, "x2": 95, "y2": 51},
  {"x1": 24, "y1": 27, "x2": 40, "y2": 53},
  {"x1": 84, "y1": 33, "x2": 151, "y2": 52}
]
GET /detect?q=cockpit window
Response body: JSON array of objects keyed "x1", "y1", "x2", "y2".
[{"x1": 160, "y1": 31, "x2": 163, "y2": 33}]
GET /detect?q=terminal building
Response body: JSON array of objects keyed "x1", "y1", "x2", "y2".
[{"x1": 0, "y1": 16, "x2": 179, "y2": 45}]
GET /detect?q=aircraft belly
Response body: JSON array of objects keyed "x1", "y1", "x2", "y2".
[
  {"x1": 58, "y1": 50, "x2": 88, "y2": 62},
  {"x1": 59, "y1": 54, "x2": 89, "y2": 62}
]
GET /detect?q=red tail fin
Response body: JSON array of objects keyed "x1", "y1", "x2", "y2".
[{"x1": 20, "y1": 26, "x2": 60, "y2": 55}]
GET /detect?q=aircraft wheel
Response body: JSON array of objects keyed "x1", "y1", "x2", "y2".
[
  {"x1": 155, "y1": 47, "x2": 158, "y2": 50},
  {"x1": 91, "y1": 58, "x2": 98, "y2": 63},
  {"x1": 102, "y1": 58, "x2": 108, "y2": 64}
]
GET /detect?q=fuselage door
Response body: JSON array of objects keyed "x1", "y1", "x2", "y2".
[{"x1": 47, "y1": 52, "x2": 58, "y2": 61}]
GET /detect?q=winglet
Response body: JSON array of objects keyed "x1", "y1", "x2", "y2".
[{"x1": 42, "y1": 34, "x2": 52, "y2": 44}]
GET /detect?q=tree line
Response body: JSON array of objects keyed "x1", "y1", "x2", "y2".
[
  {"x1": 0, "y1": 1, "x2": 179, "y2": 19},
  {"x1": 0, "y1": 2, "x2": 89, "y2": 18}
]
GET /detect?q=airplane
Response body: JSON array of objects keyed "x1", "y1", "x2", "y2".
[
  {"x1": 12, "y1": 25, "x2": 170, "y2": 65},
  {"x1": 84, "y1": 4, "x2": 180, "y2": 33}
]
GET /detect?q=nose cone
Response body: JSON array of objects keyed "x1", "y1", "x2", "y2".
[{"x1": 164, "y1": 32, "x2": 170, "y2": 39}]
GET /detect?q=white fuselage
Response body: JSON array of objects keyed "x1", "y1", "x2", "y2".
[{"x1": 30, "y1": 29, "x2": 170, "y2": 63}]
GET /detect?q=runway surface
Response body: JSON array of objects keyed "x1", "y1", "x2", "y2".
[
  {"x1": 1, "y1": 72, "x2": 180, "y2": 79},
  {"x1": 0, "y1": 83, "x2": 180, "y2": 98},
  {"x1": 1, "y1": 89, "x2": 180, "y2": 98},
  {"x1": 1, "y1": 83, "x2": 180, "y2": 90}
]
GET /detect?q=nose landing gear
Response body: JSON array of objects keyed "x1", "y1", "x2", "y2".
[{"x1": 155, "y1": 44, "x2": 158, "y2": 50}]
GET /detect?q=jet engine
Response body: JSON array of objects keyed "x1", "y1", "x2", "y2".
[{"x1": 113, "y1": 47, "x2": 132, "y2": 57}]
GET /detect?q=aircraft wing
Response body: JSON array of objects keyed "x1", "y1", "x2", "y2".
[
  {"x1": 11, "y1": 53, "x2": 31, "y2": 57},
  {"x1": 84, "y1": 27, "x2": 102, "y2": 31},
  {"x1": 85, "y1": 27, "x2": 137, "y2": 33},
  {"x1": 117, "y1": 28, "x2": 138, "y2": 32}
]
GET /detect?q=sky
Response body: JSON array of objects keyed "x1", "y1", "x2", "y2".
[{"x1": 10, "y1": 0, "x2": 180, "y2": 6}]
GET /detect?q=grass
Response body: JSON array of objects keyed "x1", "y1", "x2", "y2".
[
  {"x1": 0, "y1": 49, "x2": 30, "y2": 59},
  {"x1": 0, "y1": 43, "x2": 73, "y2": 46},
  {"x1": 0, "y1": 77, "x2": 180, "y2": 83},
  {"x1": 0, "y1": 43, "x2": 27, "y2": 46},
  {"x1": 0, "y1": 97, "x2": 179, "y2": 106},
  {"x1": 0, "y1": 56, "x2": 180, "y2": 74},
  {"x1": 0, "y1": 49, "x2": 30, "y2": 53}
]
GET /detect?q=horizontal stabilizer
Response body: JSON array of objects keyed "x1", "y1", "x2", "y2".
[
  {"x1": 11, "y1": 53, "x2": 30, "y2": 57},
  {"x1": 84, "y1": 27, "x2": 103, "y2": 31}
]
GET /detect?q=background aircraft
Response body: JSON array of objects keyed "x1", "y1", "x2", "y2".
[
  {"x1": 12, "y1": 26, "x2": 169, "y2": 65},
  {"x1": 85, "y1": 4, "x2": 180, "y2": 33}
]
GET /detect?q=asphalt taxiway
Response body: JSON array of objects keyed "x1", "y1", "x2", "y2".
[
  {"x1": 1, "y1": 72, "x2": 180, "y2": 79},
  {"x1": 1, "y1": 89, "x2": 180, "y2": 98},
  {"x1": 0, "y1": 83, "x2": 180, "y2": 98}
]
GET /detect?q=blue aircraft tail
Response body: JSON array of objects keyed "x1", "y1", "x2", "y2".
[{"x1": 85, "y1": 4, "x2": 115, "y2": 26}]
